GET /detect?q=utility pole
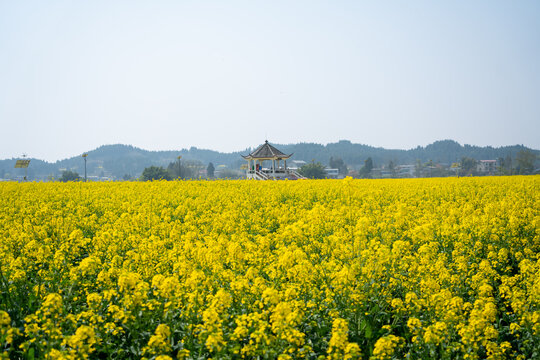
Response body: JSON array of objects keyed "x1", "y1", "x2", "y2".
[
  {"x1": 23, "y1": 154, "x2": 27, "y2": 181},
  {"x1": 82, "y1": 153, "x2": 88, "y2": 181}
]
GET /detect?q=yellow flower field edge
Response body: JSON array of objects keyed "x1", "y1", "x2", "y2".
[{"x1": 0, "y1": 176, "x2": 539, "y2": 359}]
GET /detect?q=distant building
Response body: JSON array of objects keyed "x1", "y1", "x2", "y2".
[
  {"x1": 289, "y1": 160, "x2": 307, "y2": 170},
  {"x1": 324, "y1": 168, "x2": 339, "y2": 178},
  {"x1": 477, "y1": 160, "x2": 497, "y2": 174},
  {"x1": 370, "y1": 164, "x2": 416, "y2": 178},
  {"x1": 371, "y1": 168, "x2": 382, "y2": 178},
  {"x1": 380, "y1": 169, "x2": 392, "y2": 178},
  {"x1": 214, "y1": 165, "x2": 228, "y2": 178},
  {"x1": 397, "y1": 165, "x2": 415, "y2": 178}
]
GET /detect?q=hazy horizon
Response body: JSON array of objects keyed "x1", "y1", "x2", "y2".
[
  {"x1": 1, "y1": 1, "x2": 539, "y2": 162},
  {"x1": 1, "y1": 138, "x2": 537, "y2": 163}
]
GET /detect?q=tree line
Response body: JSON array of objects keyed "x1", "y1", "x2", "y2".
[
  {"x1": 22, "y1": 148, "x2": 540, "y2": 182},
  {"x1": 296, "y1": 149, "x2": 538, "y2": 179},
  {"x1": 2, "y1": 141, "x2": 538, "y2": 181}
]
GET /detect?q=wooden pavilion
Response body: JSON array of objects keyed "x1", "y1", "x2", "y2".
[{"x1": 242, "y1": 141, "x2": 305, "y2": 180}]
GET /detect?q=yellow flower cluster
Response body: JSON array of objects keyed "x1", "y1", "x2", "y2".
[
  {"x1": 0, "y1": 176, "x2": 538, "y2": 359},
  {"x1": 327, "y1": 318, "x2": 360, "y2": 359}
]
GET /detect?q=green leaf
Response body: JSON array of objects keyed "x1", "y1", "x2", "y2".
[
  {"x1": 27, "y1": 347, "x2": 35, "y2": 360},
  {"x1": 361, "y1": 319, "x2": 373, "y2": 339}
]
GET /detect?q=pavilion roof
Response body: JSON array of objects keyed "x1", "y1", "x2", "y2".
[{"x1": 242, "y1": 141, "x2": 292, "y2": 160}]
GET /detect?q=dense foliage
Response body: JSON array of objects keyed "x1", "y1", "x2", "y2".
[
  {"x1": 59, "y1": 170, "x2": 80, "y2": 182},
  {"x1": 0, "y1": 177, "x2": 539, "y2": 359},
  {"x1": 299, "y1": 162, "x2": 327, "y2": 179},
  {"x1": 141, "y1": 166, "x2": 172, "y2": 181}
]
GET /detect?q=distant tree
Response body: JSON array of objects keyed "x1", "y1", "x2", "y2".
[
  {"x1": 497, "y1": 157, "x2": 504, "y2": 175},
  {"x1": 431, "y1": 165, "x2": 450, "y2": 178},
  {"x1": 358, "y1": 157, "x2": 373, "y2": 178},
  {"x1": 60, "y1": 170, "x2": 80, "y2": 182},
  {"x1": 415, "y1": 159, "x2": 423, "y2": 178},
  {"x1": 167, "y1": 159, "x2": 203, "y2": 179},
  {"x1": 122, "y1": 173, "x2": 133, "y2": 181},
  {"x1": 425, "y1": 159, "x2": 434, "y2": 177},
  {"x1": 299, "y1": 162, "x2": 326, "y2": 179},
  {"x1": 329, "y1": 157, "x2": 348, "y2": 175},
  {"x1": 168, "y1": 160, "x2": 183, "y2": 179},
  {"x1": 497, "y1": 156, "x2": 513, "y2": 175},
  {"x1": 460, "y1": 157, "x2": 477, "y2": 176},
  {"x1": 503, "y1": 155, "x2": 513, "y2": 175},
  {"x1": 184, "y1": 160, "x2": 203, "y2": 178},
  {"x1": 207, "y1": 162, "x2": 215, "y2": 178},
  {"x1": 388, "y1": 160, "x2": 397, "y2": 178},
  {"x1": 365, "y1": 157, "x2": 373, "y2": 172},
  {"x1": 141, "y1": 166, "x2": 171, "y2": 181},
  {"x1": 516, "y1": 150, "x2": 536, "y2": 175}
]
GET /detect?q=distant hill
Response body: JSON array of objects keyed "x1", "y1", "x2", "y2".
[
  {"x1": 277, "y1": 139, "x2": 536, "y2": 168},
  {"x1": 1, "y1": 140, "x2": 537, "y2": 180}
]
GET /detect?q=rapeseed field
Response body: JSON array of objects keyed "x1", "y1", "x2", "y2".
[{"x1": 0, "y1": 176, "x2": 539, "y2": 359}]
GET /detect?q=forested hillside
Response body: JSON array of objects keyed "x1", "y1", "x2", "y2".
[{"x1": 1, "y1": 140, "x2": 537, "y2": 180}]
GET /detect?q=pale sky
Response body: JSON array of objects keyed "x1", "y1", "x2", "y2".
[{"x1": 1, "y1": 0, "x2": 539, "y2": 162}]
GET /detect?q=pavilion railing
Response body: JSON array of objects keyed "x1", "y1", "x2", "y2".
[
  {"x1": 289, "y1": 170, "x2": 307, "y2": 179},
  {"x1": 255, "y1": 171, "x2": 269, "y2": 180}
]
